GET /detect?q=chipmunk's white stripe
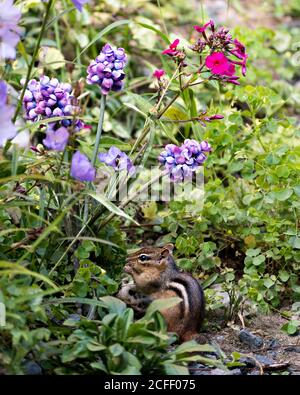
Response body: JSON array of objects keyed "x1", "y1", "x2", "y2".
[{"x1": 168, "y1": 281, "x2": 189, "y2": 318}]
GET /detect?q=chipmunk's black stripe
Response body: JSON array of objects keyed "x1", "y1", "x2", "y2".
[{"x1": 173, "y1": 275, "x2": 203, "y2": 312}]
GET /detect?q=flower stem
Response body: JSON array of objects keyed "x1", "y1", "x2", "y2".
[
  {"x1": 83, "y1": 95, "x2": 106, "y2": 223},
  {"x1": 13, "y1": 0, "x2": 54, "y2": 123},
  {"x1": 91, "y1": 95, "x2": 106, "y2": 167}
]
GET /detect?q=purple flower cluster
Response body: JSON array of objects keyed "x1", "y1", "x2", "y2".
[
  {"x1": 0, "y1": 0, "x2": 21, "y2": 61},
  {"x1": 22, "y1": 76, "x2": 83, "y2": 130},
  {"x1": 71, "y1": 151, "x2": 96, "y2": 182},
  {"x1": 0, "y1": 80, "x2": 17, "y2": 147},
  {"x1": 158, "y1": 139, "x2": 211, "y2": 182},
  {"x1": 86, "y1": 44, "x2": 127, "y2": 95},
  {"x1": 99, "y1": 146, "x2": 135, "y2": 176}
]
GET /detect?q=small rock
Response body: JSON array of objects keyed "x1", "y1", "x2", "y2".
[
  {"x1": 239, "y1": 356, "x2": 256, "y2": 367},
  {"x1": 24, "y1": 360, "x2": 42, "y2": 375},
  {"x1": 265, "y1": 338, "x2": 279, "y2": 349},
  {"x1": 210, "y1": 368, "x2": 232, "y2": 375},
  {"x1": 192, "y1": 367, "x2": 235, "y2": 375},
  {"x1": 211, "y1": 284, "x2": 230, "y2": 307},
  {"x1": 238, "y1": 329, "x2": 264, "y2": 349},
  {"x1": 284, "y1": 346, "x2": 300, "y2": 353},
  {"x1": 267, "y1": 351, "x2": 277, "y2": 359},
  {"x1": 240, "y1": 354, "x2": 275, "y2": 367},
  {"x1": 191, "y1": 370, "x2": 210, "y2": 376},
  {"x1": 253, "y1": 354, "x2": 275, "y2": 366},
  {"x1": 247, "y1": 370, "x2": 260, "y2": 375},
  {"x1": 230, "y1": 368, "x2": 242, "y2": 375}
]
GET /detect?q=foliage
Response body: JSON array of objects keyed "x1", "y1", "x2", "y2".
[{"x1": 0, "y1": 0, "x2": 300, "y2": 375}]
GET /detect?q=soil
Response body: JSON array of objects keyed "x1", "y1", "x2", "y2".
[{"x1": 201, "y1": 313, "x2": 300, "y2": 375}]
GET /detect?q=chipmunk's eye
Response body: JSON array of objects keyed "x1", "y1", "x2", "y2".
[{"x1": 139, "y1": 254, "x2": 150, "y2": 262}]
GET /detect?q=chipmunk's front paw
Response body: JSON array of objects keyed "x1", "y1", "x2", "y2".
[{"x1": 181, "y1": 332, "x2": 209, "y2": 344}]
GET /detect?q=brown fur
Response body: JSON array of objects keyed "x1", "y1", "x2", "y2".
[{"x1": 119, "y1": 244, "x2": 205, "y2": 342}]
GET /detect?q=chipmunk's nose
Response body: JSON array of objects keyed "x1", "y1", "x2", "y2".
[{"x1": 124, "y1": 257, "x2": 132, "y2": 273}]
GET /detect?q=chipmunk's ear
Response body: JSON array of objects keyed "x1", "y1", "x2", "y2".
[{"x1": 160, "y1": 243, "x2": 174, "y2": 258}]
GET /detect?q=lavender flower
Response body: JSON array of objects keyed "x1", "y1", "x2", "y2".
[
  {"x1": 86, "y1": 43, "x2": 127, "y2": 95},
  {"x1": 22, "y1": 76, "x2": 83, "y2": 131},
  {"x1": 0, "y1": 80, "x2": 17, "y2": 147},
  {"x1": 0, "y1": 0, "x2": 21, "y2": 61},
  {"x1": 43, "y1": 126, "x2": 69, "y2": 151},
  {"x1": 98, "y1": 146, "x2": 135, "y2": 176},
  {"x1": 71, "y1": 151, "x2": 96, "y2": 182},
  {"x1": 200, "y1": 141, "x2": 212, "y2": 152},
  {"x1": 182, "y1": 139, "x2": 201, "y2": 155},
  {"x1": 159, "y1": 140, "x2": 211, "y2": 182},
  {"x1": 42, "y1": 0, "x2": 90, "y2": 12},
  {"x1": 71, "y1": 0, "x2": 90, "y2": 11}
]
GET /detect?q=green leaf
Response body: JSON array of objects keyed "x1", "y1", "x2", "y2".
[
  {"x1": 293, "y1": 185, "x2": 300, "y2": 197},
  {"x1": 90, "y1": 361, "x2": 107, "y2": 372},
  {"x1": 289, "y1": 237, "x2": 300, "y2": 249},
  {"x1": 276, "y1": 166, "x2": 290, "y2": 178},
  {"x1": 100, "y1": 137, "x2": 131, "y2": 151},
  {"x1": 163, "y1": 105, "x2": 189, "y2": 121},
  {"x1": 145, "y1": 297, "x2": 182, "y2": 317},
  {"x1": 109, "y1": 343, "x2": 124, "y2": 357},
  {"x1": 127, "y1": 336, "x2": 157, "y2": 345},
  {"x1": 0, "y1": 261, "x2": 58, "y2": 289},
  {"x1": 278, "y1": 270, "x2": 290, "y2": 282},
  {"x1": 16, "y1": 197, "x2": 79, "y2": 265},
  {"x1": 59, "y1": 236, "x2": 120, "y2": 250},
  {"x1": 271, "y1": 189, "x2": 293, "y2": 201},
  {"x1": 174, "y1": 341, "x2": 215, "y2": 355},
  {"x1": 39, "y1": 46, "x2": 65, "y2": 69},
  {"x1": 99, "y1": 296, "x2": 127, "y2": 314},
  {"x1": 135, "y1": 21, "x2": 170, "y2": 44},
  {"x1": 246, "y1": 248, "x2": 261, "y2": 257},
  {"x1": 158, "y1": 121, "x2": 179, "y2": 144},
  {"x1": 252, "y1": 255, "x2": 266, "y2": 266},
  {"x1": 125, "y1": 92, "x2": 153, "y2": 115},
  {"x1": 281, "y1": 320, "x2": 300, "y2": 335},
  {"x1": 45, "y1": 297, "x2": 108, "y2": 309},
  {"x1": 88, "y1": 193, "x2": 139, "y2": 226},
  {"x1": 292, "y1": 284, "x2": 300, "y2": 294},
  {"x1": 231, "y1": 351, "x2": 241, "y2": 361},
  {"x1": 86, "y1": 342, "x2": 106, "y2": 352},
  {"x1": 202, "y1": 273, "x2": 218, "y2": 289},
  {"x1": 123, "y1": 102, "x2": 147, "y2": 118},
  {"x1": 263, "y1": 278, "x2": 274, "y2": 288},
  {"x1": 163, "y1": 364, "x2": 189, "y2": 375}
]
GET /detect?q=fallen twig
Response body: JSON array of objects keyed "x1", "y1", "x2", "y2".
[{"x1": 263, "y1": 362, "x2": 290, "y2": 371}]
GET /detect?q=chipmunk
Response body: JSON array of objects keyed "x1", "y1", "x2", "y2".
[{"x1": 117, "y1": 244, "x2": 205, "y2": 343}]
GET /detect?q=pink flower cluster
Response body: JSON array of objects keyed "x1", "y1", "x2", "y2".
[
  {"x1": 158, "y1": 20, "x2": 248, "y2": 85},
  {"x1": 192, "y1": 20, "x2": 248, "y2": 84}
]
